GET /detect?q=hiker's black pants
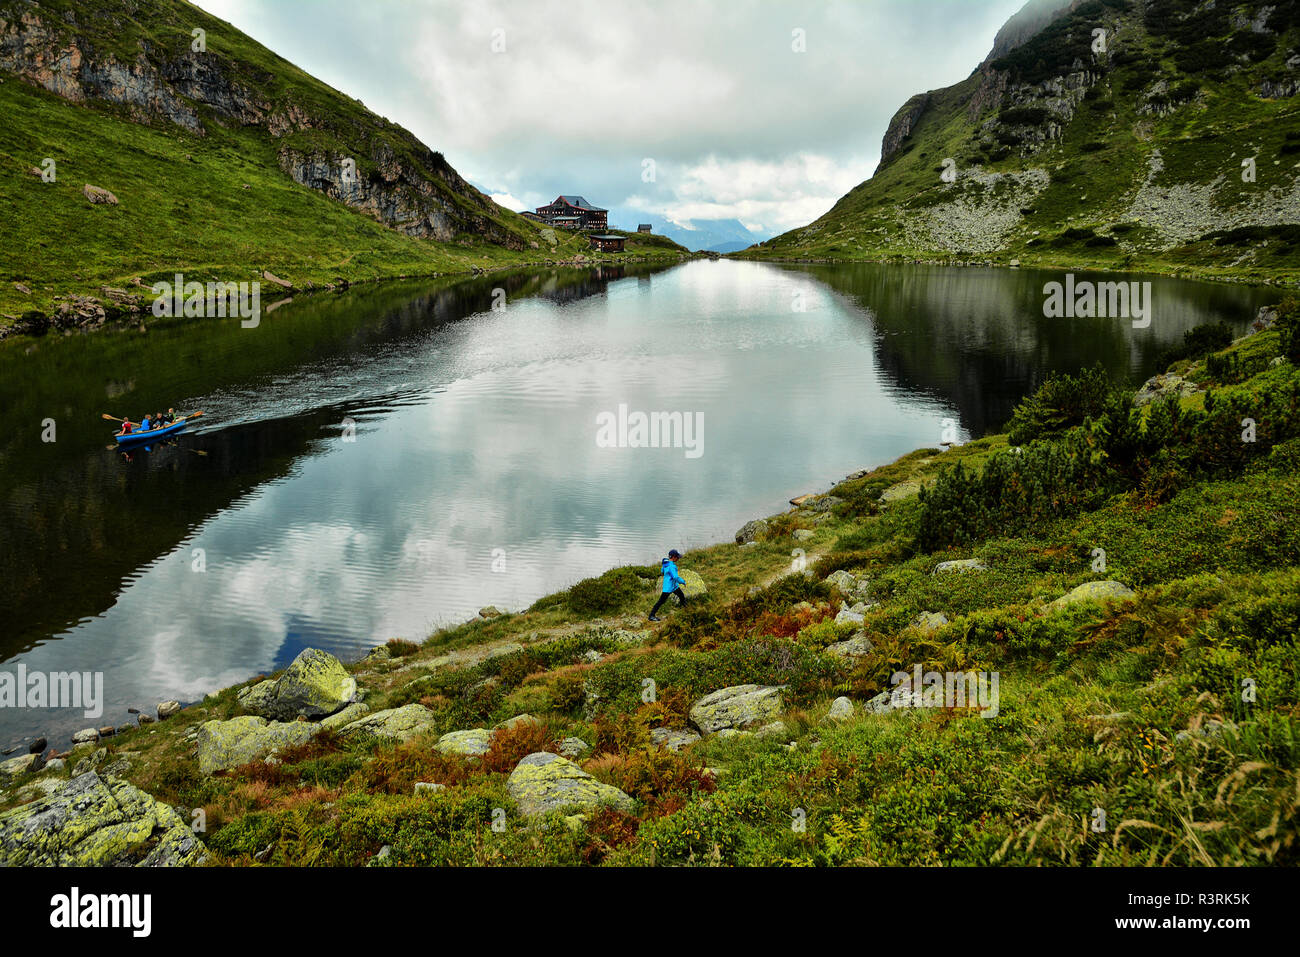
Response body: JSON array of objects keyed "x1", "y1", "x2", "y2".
[{"x1": 651, "y1": 588, "x2": 686, "y2": 616}]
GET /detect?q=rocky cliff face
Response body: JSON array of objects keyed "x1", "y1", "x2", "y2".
[
  {"x1": 0, "y1": 2, "x2": 527, "y2": 249},
  {"x1": 879, "y1": 93, "x2": 930, "y2": 166}
]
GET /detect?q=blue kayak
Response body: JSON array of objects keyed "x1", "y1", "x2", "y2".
[{"x1": 114, "y1": 417, "x2": 192, "y2": 445}]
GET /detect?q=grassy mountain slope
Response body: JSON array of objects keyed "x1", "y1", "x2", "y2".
[
  {"x1": 743, "y1": 0, "x2": 1300, "y2": 282},
  {"x1": 5, "y1": 301, "x2": 1297, "y2": 865},
  {"x1": 0, "y1": 0, "x2": 686, "y2": 326}
]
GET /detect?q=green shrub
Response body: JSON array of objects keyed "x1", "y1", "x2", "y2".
[
  {"x1": 1159, "y1": 321, "x2": 1234, "y2": 368},
  {"x1": 1006, "y1": 364, "x2": 1119, "y2": 445},
  {"x1": 1276, "y1": 296, "x2": 1300, "y2": 364},
  {"x1": 917, "y1": 434, "x2": 1114, "y2": 552},
  {"x1": 549, "y1": 671, "x2": 587, "y2": 713},
  {"x1": 567, "y1": 567, "x2": 654, "y2": 616}
]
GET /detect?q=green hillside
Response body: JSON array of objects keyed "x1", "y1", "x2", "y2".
[
  {"x1": 744, "y1": 0, "x2": 1300, "y2": 282},
  {"x1": 0, "y1": 0, "x2": 687, "y2": 327}
]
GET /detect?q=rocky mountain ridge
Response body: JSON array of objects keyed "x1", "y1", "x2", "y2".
[{"x1": 749, "y1": 0, "x2": 1300, "y2": 278}]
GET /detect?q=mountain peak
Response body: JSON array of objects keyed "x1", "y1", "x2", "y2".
[{"x1": 984, "y1": 0, "x2": 1079, "y2": 64}]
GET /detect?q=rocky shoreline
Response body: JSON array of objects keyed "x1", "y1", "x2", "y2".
[{"x1": 0, "y1": 250, "x2": 693, "y2": 342}]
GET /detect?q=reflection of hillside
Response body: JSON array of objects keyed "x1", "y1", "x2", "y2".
[
  {"x1": 791, "y1": 263, "x2": 1273, "y2": 436},
  {"x1": 0, "y1": 265, "x2": 670, "y2": 657}
]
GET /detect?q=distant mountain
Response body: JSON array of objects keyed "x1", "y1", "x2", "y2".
[
  {"x1": 744, "y1": 0, "x2": 1300, "y2": 280},
  {"x1": 655, "y1": 218, "x2": 769, "y2": 253}
]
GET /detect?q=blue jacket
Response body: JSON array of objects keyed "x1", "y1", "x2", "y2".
[{"x1": 661, "y1": 558, "x2": 685, "y2": 593}]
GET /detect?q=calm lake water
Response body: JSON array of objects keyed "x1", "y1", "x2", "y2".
[{"x1": 0, "y1": 260, "x2": 1279, "y2": 747}]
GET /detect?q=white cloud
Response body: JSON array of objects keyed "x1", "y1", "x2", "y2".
[
  {"x1": 196, "y1": 0, "x2": 1027, "y2": 234},
  {"x1": 489, "y1": 191, "x2": 528, "y2": 212},
  {"x1": 625, "y1": 152, "x2": 872, "y2": 233}
]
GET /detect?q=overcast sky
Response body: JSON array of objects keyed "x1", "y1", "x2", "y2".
[{"x1": 197, "y1": 0, "x2": 1026, "y2": 237}]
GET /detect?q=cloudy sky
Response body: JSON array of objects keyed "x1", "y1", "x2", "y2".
[{"x1": 198, "y1": 0, "x2": 1026, "y2": 239}]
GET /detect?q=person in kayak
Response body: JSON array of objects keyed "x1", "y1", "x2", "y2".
[
  {"x1": 117, "y1": 419, "x2": 135, "y2": 436},
  {"x1": 649, "y1": 549, "x2": 687, "y2": 621},
  {"x1": 140, "y1": 414, "x2": 153, "y2": 432},
  {"x1": 162, "y1": 408, "x2": 176, "y2": 425}
]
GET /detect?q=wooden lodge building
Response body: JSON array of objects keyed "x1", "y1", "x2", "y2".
[
  {"x1": 589, "y1": 234, "x2": 625, "y2": 253},
  {"x1": 531, "y1": 195, "x2": 608, "y2": 230}
]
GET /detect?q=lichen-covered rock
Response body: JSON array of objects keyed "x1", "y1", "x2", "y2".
[
  {"x1": 1051, "y1": 580, "x2": 1136, "y2": 609},
  {"x1": 609, "y1": 629, "x2": 651, "y2": 646},
  {"x1": 825, "y1": 570, "x2": 857, "y2": 595},
  {"x1": 195, "y1": 715, "x2": 316, "y2": 774},
  {"x1": 835, "y1": 602, "x2": 870, "y2": 625},
  {"x1": 679, "y1": 569, "x2": 708, "y2": 599},
  {"x1": 558, "y1": 736, "x2": 590, "y2": 759},
  {"x1": 649, "y1": 727, "x2": 701, "y2": 752},
  {"x1": 71, "y1": 728, "x2": 100, "y2": 745},
  {"x1": 337, "y1": 704, "x2": 433, "y2": 741},
  {"x1": 235, "y1": 679, "x2": 277, "y2": 715},
  {"x1": 359, "y1": 644, "x2": 391, "y2": 664},
  {"x1": 911, "y1": 611, "x2": 950, "y2": 633},
  {"x1": 689, "y1": 684, "x2": 785, "y2": 736},
  {"x1": 735, "y1": 519, "x2": 769, "y2": 544},
  {"x1": 1134, "y1": 373, "x2": 1201, "y2": 408},
  {"x1": 494, "y1": 714, "x2": 540, "y2": 732},
  {"x1": 864, "y1": 684, "x2": 924, "y2": 715},
  {"x1": 0, "y1": 753, "x2": 40, "y2": 779},
  {"x1": 72, "y1": 748, "x2": 107, "y2": 777},
  {"x1": 506, "y1": 752, "x2": 633, "y2": 818},
  {"x1": 82, "y1": 184, "x2": 119, "y2": 205},
  {"x1": 807, "y1": 495, "x2": 843, "y2": 513},
  {"x1": 792, "y1": 528, "x2": 815, "y2": 542},
  {"x1": 826, "y1": 697, "x2": 855, "y2": 722},
  {"x1": 826, "y1": 633, "x2": 874, "y2": 658},
  {"x1": 320, "y1": 701, "x2": 370, "y2": 731},
  {"x1": 237, "y1": 648, "x2": 356, "y2": 721},
  {"x1": 880, "y1": 480, "x2": 924, "y2": 503},
  {"x1": 434, "y1": 728, "x2": 492, "y2": 757},
  {"x1": 157, "y1": 700, "x2": 181, "y2": 720},
  {"x1": 934, "y1": 558, "x2": 988, "y2": 574},
  {"x1": 0, "y1": 772, "x2": 205, "y2": 866}
]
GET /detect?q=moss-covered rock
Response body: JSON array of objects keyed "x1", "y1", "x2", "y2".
[
  {"x1": 195, "y1": 715, "x2": 316, "y2": 774},
  {"x1": 0, "y1": 772, "x2": 205, "y2": 866},
  {"x1": 689, "y1": 684, "x2": 785, "y2": 735},
  {"x1": 506, "y1": 751, "x2": 634, "y2": 817},
  {"x1": 236, "y1": 648, "x2": 356, "y2": 721}
]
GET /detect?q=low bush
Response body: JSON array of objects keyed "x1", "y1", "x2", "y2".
[{"x1": 567, "y1": 567, "x2": 654, "y2": 616}]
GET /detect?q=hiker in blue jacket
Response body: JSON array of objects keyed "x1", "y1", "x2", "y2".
[{"x1": 649, "y1": 549, "x2": 687, "y2": 621}]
